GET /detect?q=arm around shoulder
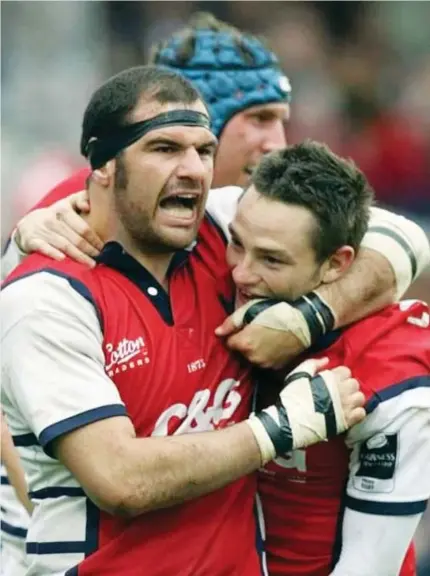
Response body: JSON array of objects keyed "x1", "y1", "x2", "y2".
[{"x1": 315, "y1": 208, "x2": 430, "y2": 328}]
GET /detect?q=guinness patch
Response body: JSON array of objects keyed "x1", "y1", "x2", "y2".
[
  {"x1": 352, "y1": 433, "x2": 398, "y2": 493},
  {"x1": 356, "y1": 433, "x2": 397, "y2": 480}
]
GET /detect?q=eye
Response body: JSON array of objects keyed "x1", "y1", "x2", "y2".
[
  {"x1": 198, "y1": 146, "x2": 216, "y2": 158},
  {"x1": 230, "y1": 235, "x2": 243, "y2": 249},
  {"x1": 263, "y1": 255, "x2": 284, "y2": 266},
  {"x1": 251, "y1": 112, "x2": 273, "y2": 124},
  {"x1": 154, "y1": 145, "x2": 177, "y2": 153}
]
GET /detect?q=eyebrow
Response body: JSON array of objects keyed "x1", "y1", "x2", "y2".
[
  {"x1": 145, "y1": 135, "x2": 218, "y2": 149},
  {"x1": 228, "y1": 223, "x2": 296, "y2": 264}
]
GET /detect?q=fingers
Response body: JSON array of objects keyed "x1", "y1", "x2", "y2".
[
  {"x1": 57, "y1": 213, "x2": 103, "y2": 255},
  {"x1": 337, "y1": 378, "x2": 366, "y2": 428},
  {"x1": 215, "y1": 315, "x2": 241, "y2": 337},
  {"x1": 289, "y1": 357, "x2": 330, "y2": 379},
  {"x1": 29, "y1": 239, "x2": 66, "y2": 261},
  {"x1": 331, "y1": 365, "x2": 352, "y2": 381},
  {"x1": 29, "y1": 234, "x2": 96, "y2": 268}
]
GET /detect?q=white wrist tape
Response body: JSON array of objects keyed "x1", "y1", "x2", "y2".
[
  {"x1": 279, "y1": 368, "x2": 347, "y2": 449},
  {"x1": 231, "y1": 299, "x2": 312, "y2": 348},
  {"x1": 246, "y1": 417, "x2": 276, "y2": 466},
  {"x1": 247, "y1": 360, "x2": 348, "y2": 464}
]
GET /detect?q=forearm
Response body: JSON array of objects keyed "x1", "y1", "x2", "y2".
[
  {"x1": 60, "y1": 419, "x2": 262, "y2": 518},
  {"x1": 119, "y1": 423, "x2": 260, "y2": 516},
  {"x1": 317, "y1": 207, "x2": 430, "y2": 329},
  {"x1": 315, "y1": 247, "x2": 394, "y2": 328}
]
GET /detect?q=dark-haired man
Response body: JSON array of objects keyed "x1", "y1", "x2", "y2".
[
  {"x1": 1, "y1": 66, "x2": 365, "y2": 576},
  {"x1": 223, "y1": 141, "x2": 430, "y2": 576},
  {"x1": 1, "y1": 16, "x2": 430, "y2": 574}
]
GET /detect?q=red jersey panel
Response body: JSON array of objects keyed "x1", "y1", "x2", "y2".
[
  {"x1": 259, "y1": 301, "x2": 430, "y2": 576},
  {"x1": 6, "y1": 216, "x2": 260, "y2": 576},
  {"x1": 29, "y1": 167, "x2": 90, "y2": 211}
]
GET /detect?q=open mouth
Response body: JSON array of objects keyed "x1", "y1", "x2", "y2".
[
  {"x1": 159, "y1": 194, "x2": 199, "y2": 220},
  {"x1": 236, "y1": 290, "x2": 265, "y2": 306}
]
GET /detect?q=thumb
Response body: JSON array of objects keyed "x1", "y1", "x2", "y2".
[
  {"x1": 313, "y1": 357, "x2": 330, "y2": 372},
  {"x1": 215, "y1": 313, "x2": 241, "y2": 337},
  {"x1": 288, "y1": 357, "x2": 329, "y2": 379}
]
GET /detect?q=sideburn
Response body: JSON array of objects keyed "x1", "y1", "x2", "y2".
[{"x1": 114, "y1": 154, "x2": 128, "y2": 190}]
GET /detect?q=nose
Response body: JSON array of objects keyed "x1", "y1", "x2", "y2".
[
  {"x1": 261, "y1": 120, "x2": 287, "y2": 153},
  {"x1": 231, "y1": 257, "x2": 259, "y2": 289},
  {"x1": 176, "y1": 147, "x2": 210, "y2": 181}
]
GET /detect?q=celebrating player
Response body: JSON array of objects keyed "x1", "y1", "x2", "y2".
[
  {"x1": 1, "y1": 65, "x2": 368, "y2": 576},
  {"x1": 0, "y1": 15, "x2": 292, "y2": 572},
  {"x1": 221, "y1": 141, "x2": 430, "y2": 576},
  {"x1": 2, "y1": 15, "x2": 430, "y2": 576}
]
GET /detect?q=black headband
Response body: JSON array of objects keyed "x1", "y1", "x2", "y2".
[{"x1": 83, "y1": 110, "x2": 212, "y2": 170}]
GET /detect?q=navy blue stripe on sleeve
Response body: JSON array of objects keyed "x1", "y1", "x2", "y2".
[
  {"x1": 367, "y1": 226, "x2": 418, "y2": 280},
  {"x1": 1, "y1": 520, "x2": 28, "y2": 539},
  {"x1": 29, "y1": 487, "x2": 85, "y2": 499},
  {"x1": 346, "y1": 495, "x2": 428, "y2": 516},
  {"x1": 39, "y1": 404, "x2": 128, "y2": 458},
  {"x1": 85, "y1": 498, "x2": 100, "y2": 558},
  {"x1": 27, "y1": 541, "x2": 87, "y2": 555},
  {"x1": 366, "y1": 375, "x2": 430, "y2": 415}
]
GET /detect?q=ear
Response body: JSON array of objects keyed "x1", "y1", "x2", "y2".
[
  {"x1": 320, "y1": 245, "x2": 355, "y2": 284},
  {"x1": 91, "y1": 160, "x2": 116, "y2": 188}
]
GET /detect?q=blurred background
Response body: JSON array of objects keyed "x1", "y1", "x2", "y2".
[{"x1": 1, "y1": 1, "x2": 429, "y2": 571}]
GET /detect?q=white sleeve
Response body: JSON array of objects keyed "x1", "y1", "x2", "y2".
[
  {"x1": 1, "y1": 230, "x2": 27, "y2": 281},
  {"x1": 331, "y1": 391, "x2": 430, "y2": 575},
  {"x1": 205, "y1": 186, "x2": 243, "y2": 240},
  {"x1": 361, "y1": 207, "x2": 430, "y2": 298},
  {"x1": 346, "y1": 386, "x2": 430, "y2": 512},
  {"x1": 1, "y1": 272, "x2": 127, "y2": 456},
  {"x1": 330, "y1": 508, "x2": 423, "y2": 576}
]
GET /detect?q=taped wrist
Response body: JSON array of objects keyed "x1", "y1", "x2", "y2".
[
  {"x1": 237, "y1": 292, "x2": 335, "y2": 348},
  {"x1": 292, "y1": 292, "x2": 336, "y2": 342},
  {"x1": 246, "y1": 364, "x2": 346, "y2": 465}
]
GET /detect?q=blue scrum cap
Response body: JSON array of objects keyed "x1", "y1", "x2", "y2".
[{"x1": 155, "y1": 28, "x2": 292, "y2": 137}]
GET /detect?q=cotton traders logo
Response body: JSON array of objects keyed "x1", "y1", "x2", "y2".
[{"x1": 105, "y1": 336, "x2": 149, "y2": 376}]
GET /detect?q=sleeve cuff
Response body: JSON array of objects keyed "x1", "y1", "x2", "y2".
[
  {"x1": 345, "y1": 494, "x2": 428, "y2": 516},
  {"x1": 39, "y1": 404, "x2": 128, "y2": 458}
]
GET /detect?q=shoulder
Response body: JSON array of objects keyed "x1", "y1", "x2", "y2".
[
  {"x1": 204, "y1": 186, "x2": 243, "y2": 239},
  {"x1": 1, "y1": 261, "x2": 101, "y2": 337},
  {"x1": 344, "y1": 301, "x2": 429, "y2": 361}
]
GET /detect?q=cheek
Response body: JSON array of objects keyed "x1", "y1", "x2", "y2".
[{"x1": 225, "y1": 244, "x2": 237, "y2": 269}]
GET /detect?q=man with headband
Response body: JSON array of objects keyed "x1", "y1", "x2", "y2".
[
  {"x1": 1, "y1": 65, "x2": 366, "y2": 575},
  {"x1": 3, "y1": 12, "x2": 291, "y2": 267},
  {"x1": 1, "y1": 15, "x2": 430, "y2": 574},
  {"x1": 3, "y1": 13, "x2": 428, "y2": 364}
]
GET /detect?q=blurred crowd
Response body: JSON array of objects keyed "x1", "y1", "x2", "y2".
[{"x1": 1, "y1": 1, "x2": 429, "y2": 572}]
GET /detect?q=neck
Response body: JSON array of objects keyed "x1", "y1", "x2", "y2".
[
  {"x1": 115, "y1": 228, "x2": 173, "y2": 291},
  {"x1": 86, "y1": 185, "x2": 173, "y2": 290}
]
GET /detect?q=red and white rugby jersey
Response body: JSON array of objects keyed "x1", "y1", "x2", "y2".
[
  {"x1": 1, "y1": 191, "x2": 262, "y2": 575},
  {"x1": 258, "y1": 300, "x2": 430, "y2": 576}
]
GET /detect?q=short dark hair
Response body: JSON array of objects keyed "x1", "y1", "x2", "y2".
[
  {"x1": 149, "y1": 11, "x2": 267, "y2": 67},
  {"x1": 251, "y1": 140, "x2": 374, "y2": 262},
  {"x1": 80, "y1": 65, "x2": 204, "y2": 156}
]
